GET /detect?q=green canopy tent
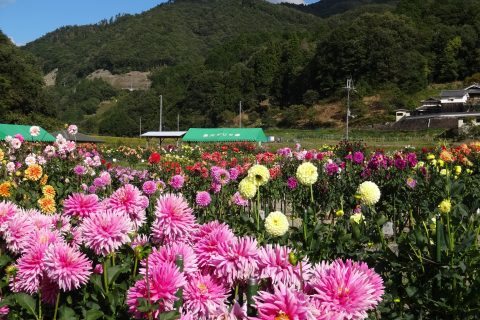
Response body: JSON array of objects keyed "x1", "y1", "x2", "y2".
[
  {"x1": 0, "y1": 124, "x2": 55, "y2": 142},
  {"x1": 182, "y1": 128, "x2": 268, "y2": 143}
]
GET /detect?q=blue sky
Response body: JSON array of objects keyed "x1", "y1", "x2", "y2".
[{"x1": 0, "y1": 0, "x2": 318, "y2": 46}]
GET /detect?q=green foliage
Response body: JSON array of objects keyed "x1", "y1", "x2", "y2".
[
  {"x1": 16, "y1": 0, "x2": 480, "y2": 135},
  {"x1": 0, "y1": 31, "x2": 53, "y2": 121}
]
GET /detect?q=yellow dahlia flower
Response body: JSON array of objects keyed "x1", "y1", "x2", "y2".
[
  {"x1": 42, "y1": 185, "x2": 56, "y2": 198},
  {"x1": 296, "y1": 162, "x2": 318, "y2": 186},
  {"x1": 454, "y1": 165, "x2": 462, "y2": 175},
  {"x1": 356, "y1": 181, "x2": 381, "y2": 206},
  {"x1": 350, "y1": 213, "x2": 364, "y2": 224},
  {"x1": 438, "y1": 199, "x2": 451, "y2": 214},
  {"x1": 335, "y1": 209, "x2": 344, "y2": 217},
  {"x1": 0, "y1": 181, "x2": 12, "y2": 198},
  {"x1": 265, "y1": 211, "x2": 289, "y2": 237},
  {"x1": 25, "y1": 164, "x2": 43, "y2": 181},
  {"x1": 37, "y1": 196, "x2": 56, "y2": 214},
  {"x1": 247, "y1": 164, "x2": 270, "y2": 186},
  {"x1": 238, "y1": 177, "x2": 257, "y2": 199}
]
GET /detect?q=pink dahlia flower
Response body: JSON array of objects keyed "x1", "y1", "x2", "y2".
[
  {"x1": 183, "y1": 273, "x2": 228, "y2": 318},
  {"x1": 258, "y1": 244, "x2": 313, "y2": 289},
  {"x1": 142, "y1": 180, "x2": 157, "y2": 195},
  {"x1": 193, "y1": 223, "x2": 235, "y2": 271},
  {"x1": 0, "y1": 200, "x2": 18, "y2": 225},
  {"x1": 152, "y1": 193, "x2": 196, "y2": 244},
  {"x1": 25, "y1": 228, "x2": 63, "y2": 253},
  {"x1": 63, "y1": 193, "x2": 100, "y2": 218},
  {"x1": 73, "y1": 165, "x2": 87, "y2": 176},
  {"x1": 142, "y1": 243, "x2": 198, "y2": 278},
  {"x1": 11, "y1": 243, "x2": 49, "y2": 294},
  {"x1": 196, "y1": 191, "x2": 211, "y2": 207},
  {"x1": 232, "y1": 191, "x2": 248, "y2": 207},
  {"x1": 169, "y1": 174, "x2": 185, "y2": 190},
  {"x1": 211, "y1": 167, "x2": 230, "y2": 185},
  {"x1": 311, "y1": 259, "x2": 384, "y2": 319},
  {"x1": 131, "y1": 234, "x2": 149, "y2": 250},
  {"x1": 105, "y1": 184, "x2": 148, "y2": 229},
  {"x1": 79, "y1": 209, "x2": 133, "y2": 256},
  {"x1": 43, "y1": 243, "x2": 92, "y2": 292},
  {"x1": 254, "y1": 283, "x2": 312, "y2": 320},
  {"x1": 211, "y1": 236, "x2": 259, "y2": 286},
  {"x1": 1, "y1": 212, "x2": 34, "y2": 254},
  {"x1": 127, "y1": 262, "x2": 186, "y2": 318}
]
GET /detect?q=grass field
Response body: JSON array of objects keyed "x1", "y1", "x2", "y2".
[{"x1": 93, "y1": 128, "x2": 448, "y2": 151}]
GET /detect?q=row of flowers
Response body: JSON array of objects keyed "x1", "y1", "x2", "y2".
[{"x1": 0, "y1": 187, "x2": 384, "y2": 319}]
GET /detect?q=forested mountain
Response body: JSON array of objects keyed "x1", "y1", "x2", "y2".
[
  {"x1": 0, "y1": 31, "x2": 60, "y2": 129},
  {"x1": 285, "y1": 0, "x2": 398, "y2": 18},
  {"x1": 16, "y1": 0, "x2": 480, "y2": 135}
]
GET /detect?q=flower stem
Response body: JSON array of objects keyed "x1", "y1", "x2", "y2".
[
  {"x1": 103, "y1": 261, "x2": 109, "y2": 294},
  {"x1": 132, "y1": 257, "x2": 138, "y2": 277},
  {"x1": 53, "y1": 292, "x2": 60, "y2": 320}
]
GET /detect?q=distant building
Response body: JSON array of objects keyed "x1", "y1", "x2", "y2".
[
  {"x1": 415, "y1": 97, "x2": 442, "y2": 115},
  {"x1": 395, "y1": 109, "x2": 410, "y2": 122},
  {"x1": 465, "y1": 84, "x2": 480, "y2": 102},
  {"x1": 440, "y1": 90, "x2": 469, "y2": 104}
]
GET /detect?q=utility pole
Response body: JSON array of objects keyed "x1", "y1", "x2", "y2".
[
  {"x1": 177, "y1": 113, "x2": 180, "y2": 131},
  {"x1": 159, "y1": 95, "x2": 163, "y2": 132},
  {"x1": 344, "y1": 78, "x2": 354, "y2": 141},
  {"x1": 139, "y1": 117, "x2": 142, "y2": 137},
  {"x1": 239, "y1": 101, "x2": 242, "y2": 128}
]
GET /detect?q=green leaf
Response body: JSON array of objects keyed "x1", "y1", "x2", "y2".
[
  {"x1": 0, "y1": 255, "x2": 12, "y2": 268},
  {"x1": 85, "y1": 309, "x2": 104, "y2": 320},
  {"x1": 107, "y1": 265, "x2": 126, "y2": 284},
  {"x1": 90, "y1": 274, "x2": 105, "y2": 294},
  {"x1": 405, "y1": 286, "x2": 418, "y2": 297},
  {"x1": 14, "y1": 293, "x2": 37, "y2": 318},
  {"x1": 158, "y1": 310, "x2": 180, "y2": 320},
  {"x1": 59, "y1": 305, "x2": 77, "y2": 320}
]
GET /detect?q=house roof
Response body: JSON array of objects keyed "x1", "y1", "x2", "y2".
[
  {"x1": 0, "y1": 124, "x2": 55, "y2": 142},
  {"x1": 421, "y1": 97, "x2": 441, "y2": 103},
  {"x1": 402, "y1": 112, "x2": 480, "y2": 120},
  {"x1": 465, "y1": 83, "x2": 480, "y2": 90},
  {"x1": 141, "y1": 131, "x2": 187, "y2": 138},
  {"x1": 440, "y1": 90, "x2": 467, "y2": 98},
  {"x1": 182, "y1": 128, "x2": 268, "y2": 142},
  {"x1": 53, "y1": 130, "x2": 105, "y2": 143}
]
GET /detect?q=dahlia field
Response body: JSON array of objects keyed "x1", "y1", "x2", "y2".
[{"x1": 0, "y1": 130, "x2": 480, "y2": 319}]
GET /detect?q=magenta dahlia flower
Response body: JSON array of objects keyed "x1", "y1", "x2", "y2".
[
  {"x1": 142, "y1": 180, "x2": 157, "y2": 195},
  {"x1": 169, "y1": 174, "x2": 185, "y2": 190},
  {"x1": 79, "y1": 209, "x2": 133, "y2": 256},
  {"x1": 105, "y1": 184, "x2": 148, "y2": 228},
  {"x1": 183, "y1": 273, "x2": 228, "y2": 318},
  {"x1": 11, "y1": 243, "x2": 48, "y2": 294},
  {"x1": 63, "y1": 193, "x2": 100, "y2": 218},
  {"x1": 231, "y1": 191, "x2": 248, "y2": 207},
  {"x1": 1, "y1": 212, "x2": 34, "y2": 254},
  {"x1": 193, "y1": 222, "x2": 235, "y2": 270},
  {"x1": 311, "y1": 259, "x2": 384, "y2": 319},
  {"x1": 211, "y1": 167, "x2": 230, "y2": 185},
  {"x1": 211, "y1": 236, "x2": 259, "y2": 285},
  {"x1": 0, "y1": 200, "x2": 18, "y2": 225},
  {"x1": 254, "y1": 283, "x2": 312, "y2": 320},
  {"x1": 257, "y1": 244, "x2": 313, "y2": 289},
  {"x1": 43, "y1": 243, "x2": 92, "y2": 292},
  {"x1": 143, "y1": 243, "x2": 198, "y2": 277},
  {"x1": 127, "y1": 262, "x2": 186, "y2": 318},
  {"x1": 196, "y1": 191, "x2": 211, "y2": 207},
  {"x1": 152, "y1": 193, "x2": 196, "y2": 244}
]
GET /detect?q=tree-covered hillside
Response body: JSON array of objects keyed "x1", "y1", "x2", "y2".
[
  {"x1": 19, "y1": 0, "x2": 480, "y2": 135},
  {"x1": 0, "y1": 31, "x2": 61, "y2": 129}
]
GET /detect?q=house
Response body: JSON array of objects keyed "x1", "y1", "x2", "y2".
[
  {"x1": 440, "y1": 90, "x2": 469, "y2": 104},
  {"x1": 415, "y1": 97, "x2": 442, "y2": 115},
  {"x1": 395, "y1": 109, "x2": 410, "y2": 122},
  {"x1": 465, "y1": 84, "x2": 480, "y2": 102}
]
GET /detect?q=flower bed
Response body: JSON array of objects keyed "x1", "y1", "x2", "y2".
[{"x1": 0, "y1": 130, "x2": 479, "y2": 319}]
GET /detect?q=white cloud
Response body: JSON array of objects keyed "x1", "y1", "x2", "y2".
[
  {"x1": 0, "y1": 0, "x2": 16, "y2": 8},
  {"x1": 267, "y1": 0, "x2": 305, "y2": 4}
]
